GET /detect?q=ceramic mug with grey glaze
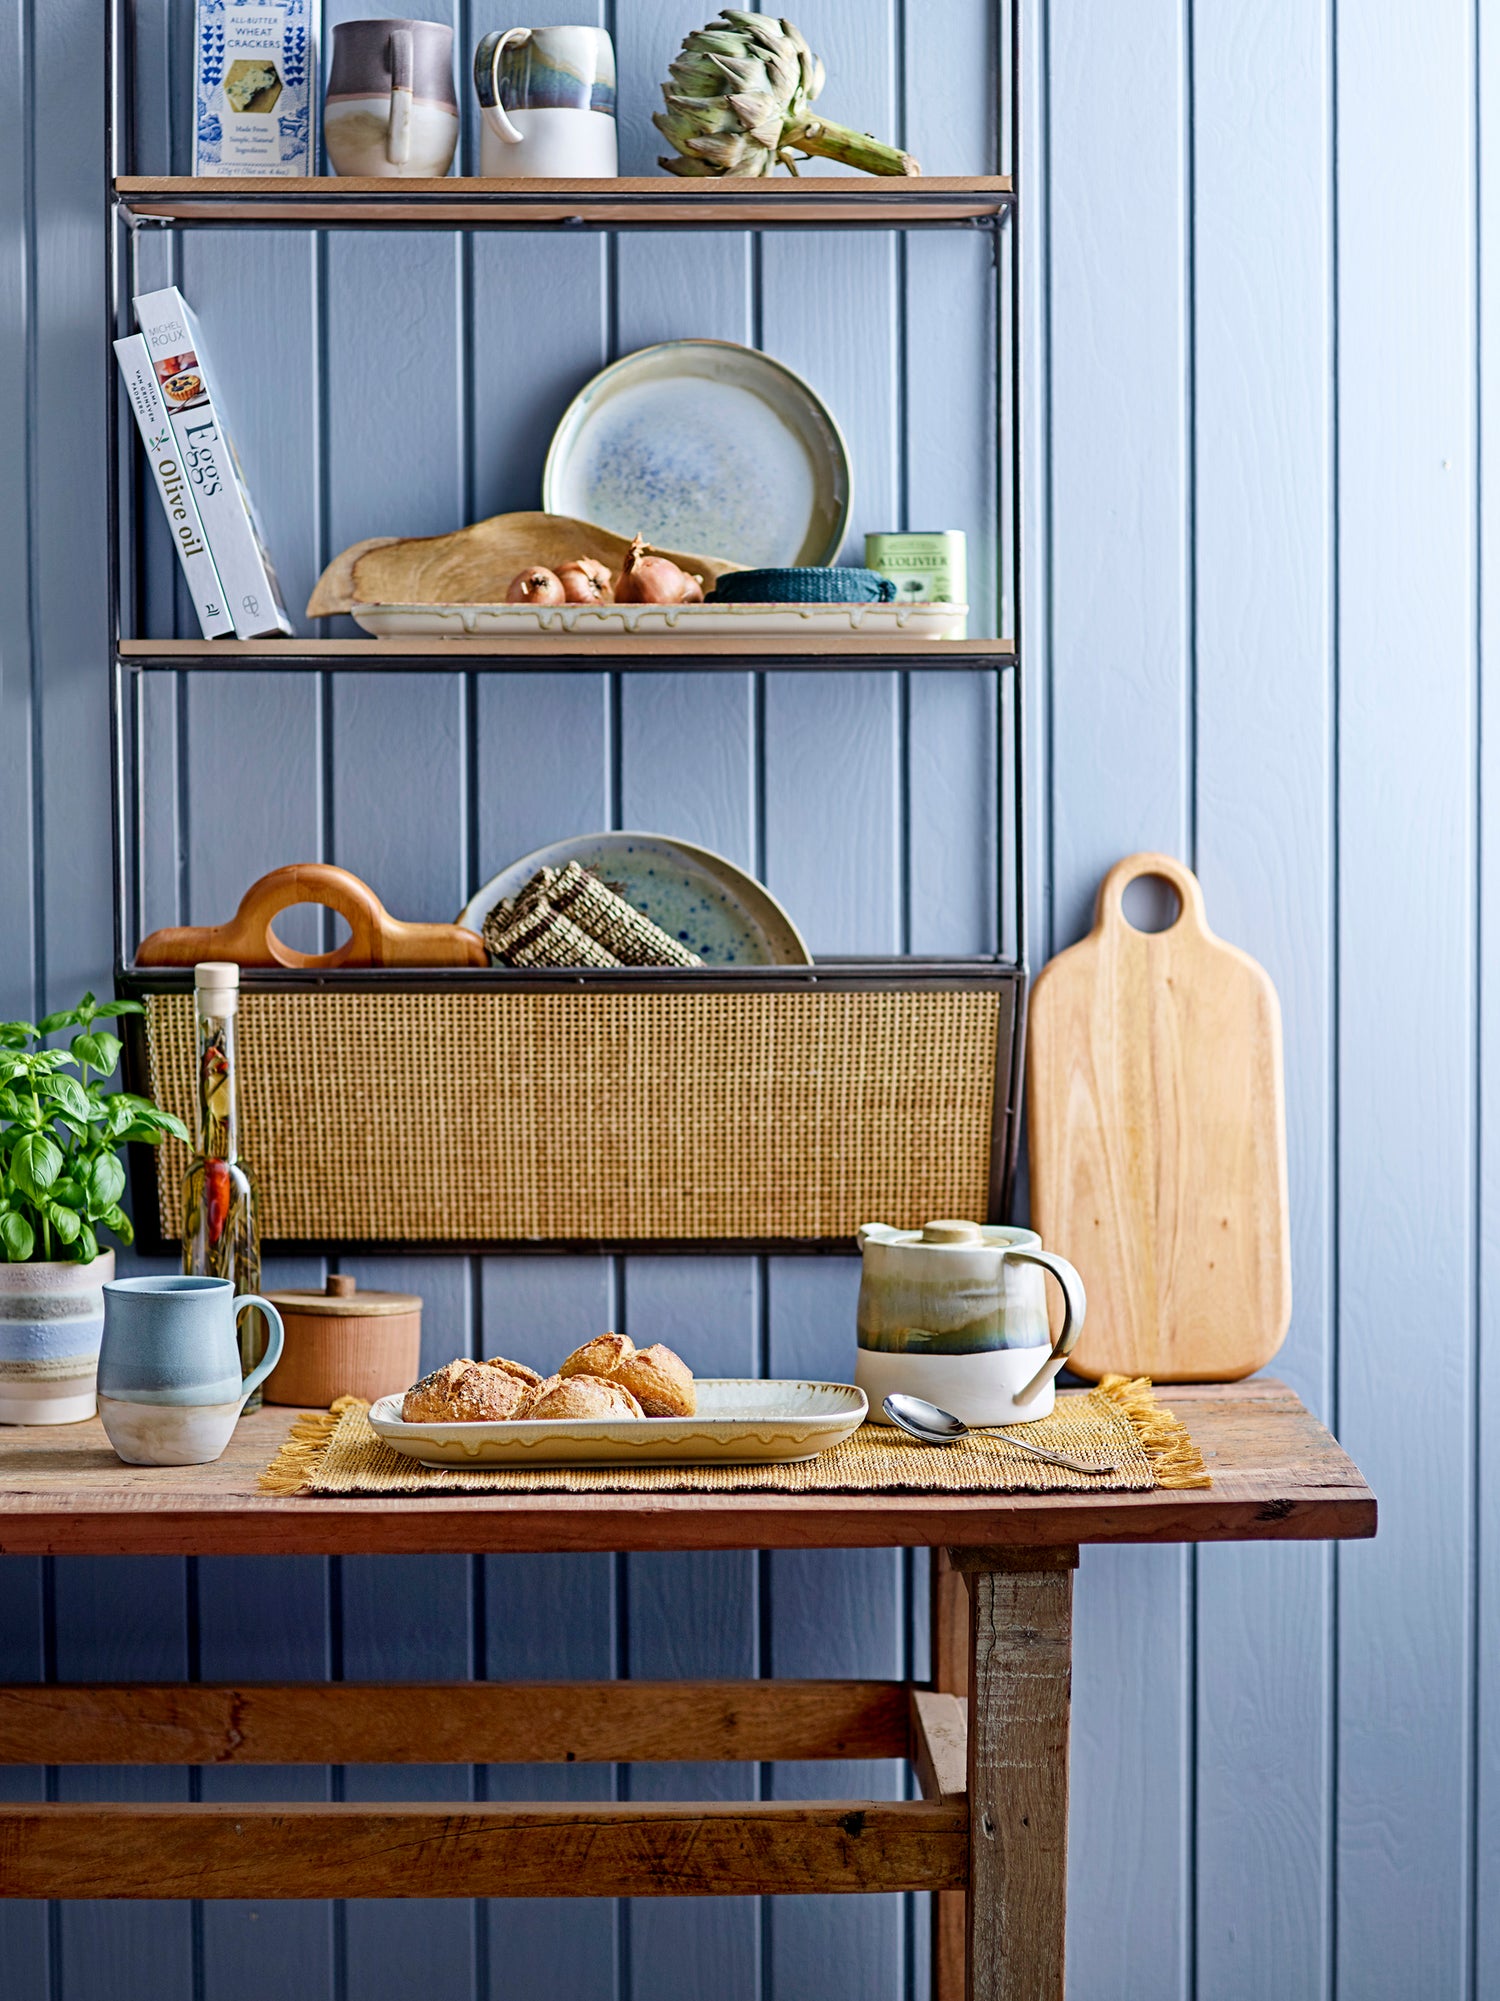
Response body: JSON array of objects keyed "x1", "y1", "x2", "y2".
[
  {"x1": 475, "y1": 26, "x2": 617, "y2": 176},
  {"x1": 325, "y1": 18, "x2": 460, "y2": 177},
  {"x1": 97, "y1": 1276, "x2": 284, "y2": 1466}
]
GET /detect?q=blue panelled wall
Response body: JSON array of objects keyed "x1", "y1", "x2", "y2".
[{"x1": 0, "y1": 2, "x2": 1484, "y2": 1996}]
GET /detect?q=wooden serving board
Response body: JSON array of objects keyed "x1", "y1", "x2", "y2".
[{"x1": 1026, "y1": 854, "x2": 1291, "y2": 1382}]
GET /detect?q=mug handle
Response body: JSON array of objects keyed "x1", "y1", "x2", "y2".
[
  {"x1": 475, "y1": 29, "x2": 528, "y2": 145},
  {"x1": 234, "y1": 1296, "x2": 285, "y2": 1410},
  {"x1": 386, "y1": 27, "x2": 414, "y2": 166},
  {"x1": 1004, "y1": 1248, "x2": 1087, "y2": 1406}
]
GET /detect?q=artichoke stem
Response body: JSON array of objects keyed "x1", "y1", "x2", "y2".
[{"x1": 786, "y1": 114, "x2": 921, "y2": 177}]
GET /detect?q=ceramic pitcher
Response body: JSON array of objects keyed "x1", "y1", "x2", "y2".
[
  {"x1": 325, "y1": 18, "x2": 460, "y2": 177},
  {"x1": 96, "y1": 1275, "x2": 284, "y2": 1467},
  {"x1": 856, "y1": 1220, "x2": 1086, "y2": 1426},
  {"x1": 474, "y1": 26, "x2": 617, "y2": 176}
]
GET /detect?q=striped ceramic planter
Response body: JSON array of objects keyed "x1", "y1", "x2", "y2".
[{"x1": 0, "y1": 1251, "x2": 114, "y2": 1425}]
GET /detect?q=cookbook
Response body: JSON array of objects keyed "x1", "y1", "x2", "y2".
[
  {"x1": 132, "y1": 287, "x2": 292, "y2": 640},
  {"x1": 113, "y1": 334, "x2": 234, "y2": 641}
]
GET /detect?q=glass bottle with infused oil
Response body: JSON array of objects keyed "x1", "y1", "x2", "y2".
[{"x1": 181, "y1": 962, "x2": 267, "y2": 1405}]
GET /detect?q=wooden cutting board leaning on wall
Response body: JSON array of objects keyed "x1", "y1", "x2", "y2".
[{"x1": 1026, "y1": 853, "x2": 1291, "y2": 1381}]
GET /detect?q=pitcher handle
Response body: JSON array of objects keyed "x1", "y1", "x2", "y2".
[
  {"x1": 475, "y1": 29, "x2": 528, "y2": 145},
  {"x1": 234, "y1": 1296, "x2": 285, "y2": 1409},
  {"x1": 1004, "y1": 1248, "x2": 1087, "y2": 1406},
  {"x1": 386, "y1": 27, "x2": 414, "y2": 166}
]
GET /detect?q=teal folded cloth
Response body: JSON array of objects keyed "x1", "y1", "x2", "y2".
[{"x1": 710, "y1": 567, "x2": 899, "y2": 605}]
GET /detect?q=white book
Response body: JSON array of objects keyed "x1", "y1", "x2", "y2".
[
  {"x1": 114, "y1": 335, "x2": 234, "y2": 642},
  {"x1": 132, "y1": 286, "x2": 293, "y2": 640}
]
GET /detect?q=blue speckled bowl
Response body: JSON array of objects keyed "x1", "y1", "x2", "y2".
[
  {"x1": 542, "y1": 340, "x2": 852, "y2": 569},
  {"x1": 458, "y1": 833, "x2": 812, "y2": 967}
]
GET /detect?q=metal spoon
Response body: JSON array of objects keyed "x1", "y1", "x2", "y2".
[{"x1": 882, "y1": 1393, "x2": 1118, "y2": 1476}]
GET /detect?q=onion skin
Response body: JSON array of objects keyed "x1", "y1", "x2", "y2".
[
  {"x1": 615, "y1": 533, "x2": 705, "y2": 606},
  {"x1": 506, "y1": 566, "x2": 565, "y2": 606},
  {"x1": 556, "y1": 558, "x2": 615, "y2": 604}
]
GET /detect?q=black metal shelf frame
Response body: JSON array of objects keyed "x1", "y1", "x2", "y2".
[{"x1": 103, "y1": 0, "x2": 1027, "y2": 1250}]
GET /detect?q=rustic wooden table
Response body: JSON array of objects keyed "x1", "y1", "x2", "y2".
[{"x1": 0, "y1": 1378, "x2": 1373, "y2": 2001}]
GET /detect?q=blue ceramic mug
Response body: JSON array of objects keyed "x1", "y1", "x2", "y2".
[{"x1": 96, "y1": 1276, "x2": 284, "y2": 1467}]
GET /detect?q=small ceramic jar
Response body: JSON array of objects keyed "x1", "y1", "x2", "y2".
[
  {"x1": 263, "y1": 1274, "x2": 422, "y2": 1406},
  {"x1": 856, "y1": 1220, "x2": 1086, "y2": 1427},
  {"x1": 0, "y1": 1251, "x2": 114, "y2": 1425}
]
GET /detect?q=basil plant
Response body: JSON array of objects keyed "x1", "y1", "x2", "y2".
[{"x1": 0, "y1": 993, "x2": 189, "y2": 1263}]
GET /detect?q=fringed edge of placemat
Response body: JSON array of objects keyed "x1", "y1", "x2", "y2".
[
  {"x1": 260, "y1": 1397, "x2": 361, "y2": 1495},
  {"x1": 259, "y1": 1380, "x2": 1211, "y2": 1497},
  {"x1": 1093, "y1": 1374, "x2": 1212, "y2": 1488}
]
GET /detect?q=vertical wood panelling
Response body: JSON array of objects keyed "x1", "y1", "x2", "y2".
[
  {"x1": 1046, "y1": 5, "x2": 1193, "y2": 1996},
  {"x1": 1189, "y1": 4, "x2": 1336, "y2": 1995},
  {"x1": 6, "y1": 7, "x2": 1496, "y2": 2001},
  {"x1": 0, "y1": 1557, "x2": 49, "y2": 1997},
  {"x1": 1478, "y1": 7, "x2": 1500, "y2": 1991},
  {"x1": 196, "y1": 1540, "x2": 334, "y2": 2001},
  {"x1": 1334, "y1": 6, "x2": 1477, "y2": 1997},
  {"x1": 481, "y1": 1259, "x2": 620, "y2": 2000},
  {"x1": 52, "y1": 1561, "x2": 193, "y2": 2001}
]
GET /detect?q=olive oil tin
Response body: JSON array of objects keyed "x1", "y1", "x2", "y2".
[{"x1": 864, "y1": 530, "x2": 967, "y2": 605}]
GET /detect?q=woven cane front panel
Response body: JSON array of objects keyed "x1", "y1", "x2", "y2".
[{"x1": 145, "y1": 989, "x2": 1002, "y2": 1244}]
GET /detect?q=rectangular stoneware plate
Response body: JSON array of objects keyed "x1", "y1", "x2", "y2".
[
  {"x1": 351, "y1": 601, "x2": 970, "y2": 640},
  {"x1": 368, "y1": 1378, "x2": 868, "y2": 1470}
]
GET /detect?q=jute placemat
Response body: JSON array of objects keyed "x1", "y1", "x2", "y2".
[{"x1": 260, "y1": 1376, "x2": 1210, "y2": 1498}]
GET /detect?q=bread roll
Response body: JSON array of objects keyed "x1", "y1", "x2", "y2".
[
  {"x1": 559, "y1": 1332, "x2": 635, "y2": 1379},
  {"x1": 402, "y1": 1358, "x2": 535, "y2": 1423},
  {"x1": 613, "y1": 1342, "x2": 696, "y2": 1417},
  {"x1": 485, "y1": 1356, "x2": 543, "y2": 1391},
  {"x1": 527, "y1": 1373, "x2": 645, "y2": 1421}
]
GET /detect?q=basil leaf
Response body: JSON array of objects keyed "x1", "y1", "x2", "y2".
[
  {"x1": 10, "y1": 1132, "x2": 63, "y2": 1203},
  {"x1": 87, "y1": 1155, "x2": 127, "y2": 1212},
  {"x1": 0, "y1": 1212, "x2": 35, "y2": 1262},
  {"x1": 46, "y1": 1204, "x2": 81, "y2": 1246},
  {"x1": 71, "y1": 1031, "x2": 123, "y2": 1075}
]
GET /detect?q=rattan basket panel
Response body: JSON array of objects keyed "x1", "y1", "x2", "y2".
[{"x1": 145, "y1": 990, "x2": 1001, "y2": 1243}]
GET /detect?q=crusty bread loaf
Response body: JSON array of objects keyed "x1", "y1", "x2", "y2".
[
  {"x1": 612, "y1": 1342, "x2": 696, "y2": 1417},
  {"x1": 402, "y1": 1358, "x2": 536, "y2": 1423},
  {"x1": 526, "y1": 1373, "x2": 645, "y2": 1421},
  {"x1": 559, "y1": 1332, "x2": 635, "y2": 1379}
]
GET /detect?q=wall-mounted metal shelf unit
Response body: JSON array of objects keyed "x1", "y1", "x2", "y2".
[{"x1": 105, "y1": 1, "x2": 1024, "y2": 1248}]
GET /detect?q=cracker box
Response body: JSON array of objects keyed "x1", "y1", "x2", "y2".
[{"x1": 194, "y1": 1, "x2": 317, "y2": 176}]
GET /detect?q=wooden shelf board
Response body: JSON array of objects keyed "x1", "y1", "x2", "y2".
[
  {"x1": 114, "y1": 174, "x2": 1013, "y2": 229},
  {"x1": 117, "y1": 635, "x2": 1016, "y2": 671}
]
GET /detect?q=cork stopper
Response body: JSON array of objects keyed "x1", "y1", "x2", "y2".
[{"x1": 194, "y1": 960, "x2": 239, "y2": 1016}]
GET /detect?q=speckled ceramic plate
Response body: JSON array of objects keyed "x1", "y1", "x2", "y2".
[
  {"x1": 369, "y1": 1378, "x2": 868, "y2": 1469},
  {"x1": 542, "y1": 339, "x2": 852, "y2": 568},
  {"x1": 458, "y1": 831, "x2": 813, "y2": 967}
]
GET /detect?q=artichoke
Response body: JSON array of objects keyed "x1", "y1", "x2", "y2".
[{"x1": 655, "y1": 11, "x2": 921, "y2": 179}]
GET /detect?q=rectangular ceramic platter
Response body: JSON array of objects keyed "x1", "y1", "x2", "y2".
[
  {"x1": 368, "y1": 1378, "x2": 868, "y2": 1470},
  {"x1": 352, "y1": 602, "x2": 969, "y2": 640}
]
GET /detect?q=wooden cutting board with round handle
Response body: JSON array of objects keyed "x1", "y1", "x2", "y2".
[{"x1": 1026, "y1": 853, "x2": 1291, "y2": 1381}]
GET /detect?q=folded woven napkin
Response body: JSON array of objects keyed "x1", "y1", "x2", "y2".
[{"x1": 483, "y1": 860, "x2": 704, "y2": 969}]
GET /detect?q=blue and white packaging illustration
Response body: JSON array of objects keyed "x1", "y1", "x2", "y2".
[{"x1": 194, "y1": 1, "x2": 317, "y2": 176}]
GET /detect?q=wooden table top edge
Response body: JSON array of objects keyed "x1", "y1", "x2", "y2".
[{"x1": 0, "y1": 1377, "x2": 1375, "y2": 1557}]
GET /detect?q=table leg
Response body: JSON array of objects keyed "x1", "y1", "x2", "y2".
[
  {"x1": 951, "y1": 1546, "x2": 1078, "y2": 2001},
  {"x1": 932, "y1": 1548, "x2": 970, "y2": 2000}
]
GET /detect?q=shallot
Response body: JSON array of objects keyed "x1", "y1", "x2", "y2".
[
  {"x1": 506, "y1": 566, "x2": 565, "y2": 606},
  {"x1": 615, "y1": 535, "x2": 704, "y2": 606},
  {"x1": 556, "y1": 557, "x2": 615, "y2": 604}
]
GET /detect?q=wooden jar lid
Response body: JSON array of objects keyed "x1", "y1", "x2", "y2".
[{"x1": 265, "y1": 1273, "x2": 422, "y2": 1318}]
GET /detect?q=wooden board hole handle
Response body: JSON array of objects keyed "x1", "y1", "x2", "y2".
[
  {"x1": 1096, "y1": 852, "x2": 1209, "y2": 939},
  {"x1": 231, "y1": 864, "x2": 390, "y2": 968}
]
